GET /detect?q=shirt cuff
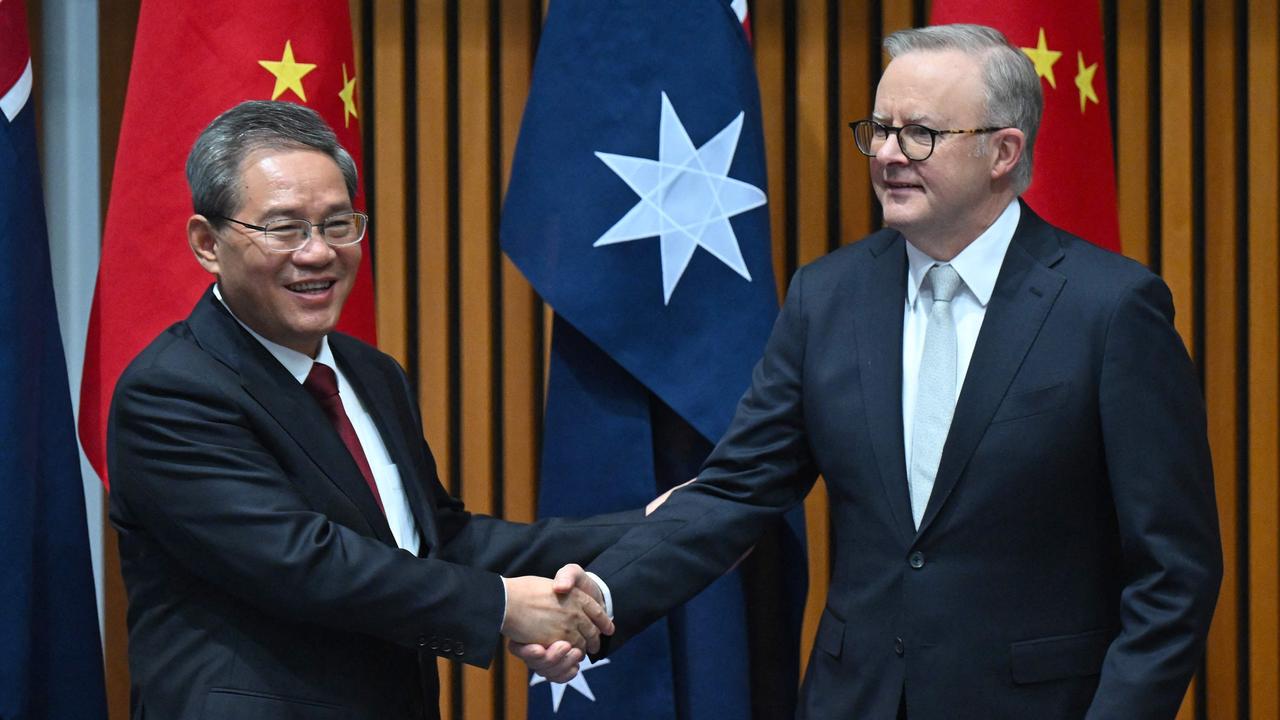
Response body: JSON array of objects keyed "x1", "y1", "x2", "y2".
[
  {"x1": 499, "y1": 575, "x2": 509, "y2": 631},
  {"x1": 584, "y1": 571, "x2": 613, "y2": 618}
]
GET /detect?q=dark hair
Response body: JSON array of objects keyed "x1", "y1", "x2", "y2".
[{"x1": 186, "y1": 100, "x2": 358, "y2": 221}]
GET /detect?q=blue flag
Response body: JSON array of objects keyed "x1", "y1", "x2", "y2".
[
  {"x1": 501, "y1": 2, "x2": 806, "y2": 717},
  {"x1": 0, "y1": 7, "x2": 109, "y2": 718}
]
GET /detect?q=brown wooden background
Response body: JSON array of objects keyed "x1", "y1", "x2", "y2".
[{"x1": 38, "y1": 0, "x2": 1278, "y2": 718}]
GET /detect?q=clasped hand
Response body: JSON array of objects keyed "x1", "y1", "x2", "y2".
[{"x1": 500, "y1": 564, "x2": 609, "y2": 682}]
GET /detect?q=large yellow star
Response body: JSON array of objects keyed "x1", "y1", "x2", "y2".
[
  {"x1": 1021, "y1": 28, "x2": 1062, "y2": 89},
  {"x1": 339, "y1": 64, "x2": 358, "y2": 128},
  {"x1": 1074, "y1": 51, "x2": 1100, "y2": 114},
  {"x1": 259, "y1": 40, "x2": 316, "y2": 102}
]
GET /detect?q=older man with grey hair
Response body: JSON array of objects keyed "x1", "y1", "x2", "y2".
[{"x1": 528, "y1": 23, "x2": 1221, "y2": 720}]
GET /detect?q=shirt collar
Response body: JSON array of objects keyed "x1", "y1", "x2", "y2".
[
  {"x1": 213, "y1": 284, "x2": 335, "y2": 384},
  {"x1": 904, "y1": 199, "x2": 1020, "y2": 309}
]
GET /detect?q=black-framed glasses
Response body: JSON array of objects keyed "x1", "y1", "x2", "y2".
[
  {"x1": 216, "y1": 211, "x2": 369, "y2": 253},
  {"x1": 849, "y1": 119, "x2": 1007, "y2": 162}
]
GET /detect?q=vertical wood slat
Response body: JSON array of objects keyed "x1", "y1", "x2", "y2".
[
  {"x1": 793, "y1": 0, "x2": 831, "y2": 677},
  {"x1": 1201, "y1": 2, "x2": 1240, "y2": 717},
  {"x1": 372, "y1": 1, "x2": 408, "y2": 367},
  {"x1": 754, "y1": 0, "x2": 788, "y2": 300},
  {"x1": 1115, "y1": 1, "x2": 1150, "y2": 267},
  {"x1": 413, "y1": 0, "x2": 456, "y2": 711},
  {"x1": 457, "y1": 0, "x2": 496, "y2": 716},
  {"x1": 838, "y1": 2, "x2": 875, "y2": 247},
  {"x1": 1158, "y1": 5, "x2": 1199, "y2": 718},
  {"x1": 497, "y1": 1, "x2": 539, "y2": 716},
  {"x1": 1247, "y1": 2, "x2": 1280, "y2": 717}
]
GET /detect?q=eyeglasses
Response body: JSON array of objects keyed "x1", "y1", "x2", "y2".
[
  {"x1": 849, "y1": 119, "x2": 1007, "y2": 162},
  {"x1": 216, "y1": 211, "x2": 369, "y2": 253}
]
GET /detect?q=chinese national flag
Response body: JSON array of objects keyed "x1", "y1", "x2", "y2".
[
  {"x1": 930, "y1": 2, "x2": 1121, "y2": 252},
  {"x1": 80, "y1": 0, "x2": 376, "y2": 486}
]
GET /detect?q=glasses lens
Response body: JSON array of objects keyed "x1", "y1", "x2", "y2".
[
  {"x1": 853, "y1": 121, "x2": 880, "y2": 157},
  {"x1": 321, "y1": 213, "x2": 367, "y2": 246},
  {"x1": 262, "y1": 219, "x2": 310, "y2": 251},
  {"x1": 899, "y1": 125, "x2": 935, "y2": 161}
]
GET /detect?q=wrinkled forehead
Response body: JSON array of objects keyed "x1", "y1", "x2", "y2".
[{"x1": 872, "y1": 49, "x2": 987, "y2": 126}]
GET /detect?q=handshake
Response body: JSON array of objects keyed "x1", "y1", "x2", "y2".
[
  {"x1": 497, "y1": 479, "x2": 689, "y2": 682},
  {"x1": 500, "y1": 563, "x2": 606, "y2": 683}
]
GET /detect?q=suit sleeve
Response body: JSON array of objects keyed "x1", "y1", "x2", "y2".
[
  {"x1": 1087, "y1": 274, "x2": 1223, "y2": 719},
  {"x1": 586, "y1": 266, "x2": 820, "y2": 649},
  {"x1": 109, "y1": 363, "x2": 510, "y2": 667}
]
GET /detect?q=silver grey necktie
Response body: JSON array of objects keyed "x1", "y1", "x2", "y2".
[{"x1": 909, "y1": 263, "x2": 962, "y2": 530}]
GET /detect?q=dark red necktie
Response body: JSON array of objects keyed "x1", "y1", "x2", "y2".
[{"x1": 303, "y1": 362, "x2": 385, "y2": 514}]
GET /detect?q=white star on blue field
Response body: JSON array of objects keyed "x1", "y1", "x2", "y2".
[
  {"x1": 530, "y1": 655, "x2": 612, "y2": 713},
  {"x1": 594, "y1": 92, "x2": 767, "y2": 304}
]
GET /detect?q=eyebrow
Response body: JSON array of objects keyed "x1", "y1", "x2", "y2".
[{"x1": 871, "y1": 111, "x2": 939, "y2": 126}]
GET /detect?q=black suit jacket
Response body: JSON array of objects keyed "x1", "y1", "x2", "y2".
[
  {"x1": 108, "y1": 288, "x2": 638, "y2": 720},
  {"x1": 588, "y1": 204, "x2": 1222, "y2": 720}
]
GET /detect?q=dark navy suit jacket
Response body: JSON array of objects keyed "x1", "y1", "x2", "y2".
[
  {"x1": 109, "y1": 288, "x2": 638, "y2": 720},
  {"x1": 589, "y1": 204, "x2": 1222, "y2": 720}
]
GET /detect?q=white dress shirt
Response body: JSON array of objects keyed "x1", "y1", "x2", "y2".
[
  {"x1": 901, "y1": 200, "x2": 1019, "y2": 470},
  {"x1": 213, "y1": 285, "x2": 421, "y2": 554}
]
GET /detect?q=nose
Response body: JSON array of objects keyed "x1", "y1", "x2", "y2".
[
  {"x1": 876, "y1": 131, "x2": 910, "y2": 165},
  {"x1": 291, "y1": 226, "x2": 336, "y2": 265}
]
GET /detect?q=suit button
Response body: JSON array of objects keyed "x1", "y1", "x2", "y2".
[
  {"x1": 894, "y1": 637, "x2": 905, "y2": 656},
  {"x1": 454, "y1": 644, "x2": 465, "y2": 657},
  {"x1": 440, "y1": 641, "x2": 452, "y2": 653},
  {"x1": 908, "y1": 551, "x2": 925, "y2": 569},
  {"x1": 417, "y1": 635, "x2": 427, "y2": 648}
]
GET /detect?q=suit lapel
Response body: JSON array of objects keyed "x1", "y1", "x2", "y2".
[
  {"x1": 331, "y1": 338, "x2": 441, "y2": 552},
  {"x1": 186, "y1": 291, "x2": 398, "y2": 545},
  {"x1": 916, "y1": 206, "x2": 1066, "y2": 537},
  {"x1": 853, "y1": 235, "x2": 917, "y2": 544}
]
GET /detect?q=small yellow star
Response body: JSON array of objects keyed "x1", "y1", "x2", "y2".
[
  {"x1": 1021, "y1": 28, "x2": 1062, "y2": 89},
  {"x1": 1074, "y1": 51, "x2": 1099, "y2": 114},
  {"x1": 258, "y1": 40, "x2": 317, "y2": 102},
  {"x1": 339, "y1": 64, "x2": 359, "y2": 127}
]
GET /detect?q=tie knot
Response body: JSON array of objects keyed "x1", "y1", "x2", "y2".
[
  {"x1": 927, "y1": 264, "x2": 962, "y2": 303},
  {"x1": 304, "y1": 362, "x2": 340, "y2": 400}
]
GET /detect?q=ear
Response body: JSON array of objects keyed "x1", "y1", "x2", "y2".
[
  {"x1": 187, "y1": 215, "x2": 221, "y2": 275},
  {"x1": 988, "y1": 128, "x2": 1026, "y2": 183}
]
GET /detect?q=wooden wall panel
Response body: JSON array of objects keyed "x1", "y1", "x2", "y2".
[
  {"x1": 1115, "y1": 0, "x2": 1150, "y2": 266},
  {"x1": 1247, "y1": 3, "x2": 1280, "y2": 718},
  {"x1": 1201, "y1": 0, "x2": 1240, "y2": 717}
]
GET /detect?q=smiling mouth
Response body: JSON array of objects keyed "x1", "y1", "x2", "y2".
[{"x1": 286, "y1": 280, "x2": 336, "y2": 294}]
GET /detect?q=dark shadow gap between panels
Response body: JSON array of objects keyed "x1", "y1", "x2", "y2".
[
  {"x1": 361, "y1": 0, "x2": 377, "y2": 280},
  {"x1": 1233, "y1": 0, "x2": 1250, "y2": 714},
  {"x1": 529, "y1": 0, "x2": 547, "y2": 492},
  {"x1": 783, "y1": 0, "x2": 798, "y2": 282},
  {"x1": 444, "y1": 2, "x2": 463, "y2": 714},
  {"x1": 405, "y1": 0, "x2": 421, "y2": 395},
  {"x1": 490, "y1": 5, "x2": 506, "y2": 707},
  {"x1": 1104, "y1": 0, "x2": 1119, "y2": 162},
  {"x1": 869, "y1": 2, "x2": 883, "y2": 231},
  {"x1": 1190, "y1": 2, "x2": 1207, "y2": 712},
  {"x1": 826, "y1": 0, "x2": 841, "y2": 254},
  {"x1": 1147, "y1": 2, "x2": 1162, "y2": 275}
]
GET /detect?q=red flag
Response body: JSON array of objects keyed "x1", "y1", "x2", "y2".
[
  {"x1": 929, "y1": 3, "x2": 1121, "y2": 252},
  {"x1": 80, "y1": 0, "x2": 376, "y2": 487}
]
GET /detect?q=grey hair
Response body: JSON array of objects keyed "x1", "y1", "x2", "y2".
[
  {"x1": 884, "y1": 24, "x2": 1042, "y2": 193},
  {"x1": 186, "y1": 100, "x2": 359, "y2": 222}
]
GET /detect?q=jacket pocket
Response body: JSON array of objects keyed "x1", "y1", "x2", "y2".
[
  {"x1": 990, "y1": 381, "x2": 1070, "y2": 424},
  {"x1": 814, "y1": 607, "x2": 845, "y2": 659},
  {"x1": 1009, "y1": 628, "x2": 1113, "y2": 685},
  {"x1": 201, "y1": 688, "x2": 346, "y2": 719}
]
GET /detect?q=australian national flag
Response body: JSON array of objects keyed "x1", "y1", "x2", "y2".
[
  {"x1": 501, "y1": 1, "x2": 806, "y2": 718},
  {"x1": 0, "y1": 1, "x2": 109, "y2": 718}
]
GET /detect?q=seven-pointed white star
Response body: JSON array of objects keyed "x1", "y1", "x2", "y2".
[
  {"x1": 529, "y1": 655, "x2": 612, "y2": 713},
  {"x1": 594, "y1": 92, "x2": 767, "y2": 304}
]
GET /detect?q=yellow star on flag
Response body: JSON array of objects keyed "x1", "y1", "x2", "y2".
[
  {"x1": 259, "y1": 40, "x2": 317, "y2": 102},
  {"x1": 339, "y1": 64, "x2": 358, "y2": 127},
  {"x1": 1074, "y1": 51, "x2": 1099, "y2": 114},
  {"x1": 1021, "y1": 28, "x2": 1062, "y2": 89}
]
